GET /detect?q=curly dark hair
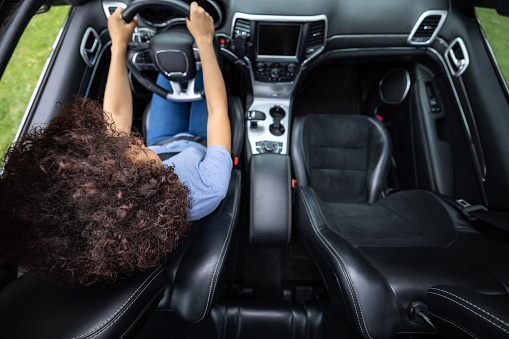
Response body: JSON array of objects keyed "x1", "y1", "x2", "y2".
[{"x1": 0, "y1": 99, "x2": 191, "y2": 286}]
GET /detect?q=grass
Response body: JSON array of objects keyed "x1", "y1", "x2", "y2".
[
  {"x1": 476, "y1": 8, "x2": 509, "y2": 84},
  {"x1": 0, "y1": 7, "x2": 508, "y2": 157},
  {"x1": 0, "y1": 6, "x2": 69, "y2": 156}
]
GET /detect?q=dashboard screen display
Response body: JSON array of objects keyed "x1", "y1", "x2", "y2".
[{"x1": 257, "y1": 24, "x2": 301, "y2": 57}]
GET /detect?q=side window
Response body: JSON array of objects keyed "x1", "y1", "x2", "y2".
[
  {"x1": 0, "y1": 6, "x2": 69, "y2": 156},
  {"x1": 476, "y1": 7, "x2": 509, "y2": 84}
]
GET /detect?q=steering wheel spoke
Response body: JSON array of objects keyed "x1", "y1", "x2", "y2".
[{"x1": 167, "y1": 78, "x2": 205, "y2": 102}]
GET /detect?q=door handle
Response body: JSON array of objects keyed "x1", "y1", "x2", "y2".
[
  {"x1": 80, "y1": 27, "x2": 102, "y2": 67},
  {"x1": 445, "y1": 37, "x2": 469, "y2": 77}
]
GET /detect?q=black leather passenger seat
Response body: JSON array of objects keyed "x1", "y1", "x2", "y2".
[
  {"x1": 292, "y1": 114, "x2": 391, "y2": 204},
  {"x1": 291, "y1": 113, "x2": 509, "y2": 339}
]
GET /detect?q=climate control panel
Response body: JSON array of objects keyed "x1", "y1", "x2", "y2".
[{"x1": 254, "y1": 62, "x2": 298, "y2": 82}]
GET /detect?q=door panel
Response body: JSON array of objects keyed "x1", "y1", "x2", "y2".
[{"x1": 440, "y1": 1, "x2": 509, "y2": 209}]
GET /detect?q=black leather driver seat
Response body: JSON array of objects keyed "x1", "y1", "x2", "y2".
[
  {"x1": 291, "y1": 114, "x2": 509, "y2": 339},
  {"x1": 0, "y1": 97, "x2": 244, "y2": 339}
]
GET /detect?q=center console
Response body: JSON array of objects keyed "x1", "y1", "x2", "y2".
[
  {"x1": 230, "y1": 13, "x2": 327, "y2": 246},
  {"x1": 231, "y1": 13, "x2": 327, "y2": 156}
]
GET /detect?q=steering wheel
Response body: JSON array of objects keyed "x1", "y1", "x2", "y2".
[{"x1": 122, "y1": 0, "x2": 218, "y2": 102}]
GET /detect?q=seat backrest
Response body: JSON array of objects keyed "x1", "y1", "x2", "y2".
[{"x1": 291, "y1": 114, "x2": 391, "y2": 203}]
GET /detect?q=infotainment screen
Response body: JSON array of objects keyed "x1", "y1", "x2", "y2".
[{"x1": 257, "y1": 23, "x2": 301, "y2": 57}]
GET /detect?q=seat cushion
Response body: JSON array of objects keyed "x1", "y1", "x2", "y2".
[
  {"x1": 291, "y1": 114, "x2": 391, "y2": 203},
  {"x1": 294, "y1": 187, "x2": 509, "y2": 339}
]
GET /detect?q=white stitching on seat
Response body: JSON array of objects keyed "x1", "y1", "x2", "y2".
[
  {"x1": 428, "y1": 290, "x2": 509, "y2": 334},
  {"x1": 70, "y1": 267, "x2": 164, "y2": 339},
  {"x1": 429, "y1": 287, "x2": 509, "y2": 328},
  {"x1": 119, "y1": 287, "x2": 166, "y2": 339},
  {"x1": 195, "y1": 176, "x2": 240, "y2": 323},
  {"x1": 429, "y1": 312, "x2": 479, "y2": 339},
  {"x1": 300, "y1": 189, "x2": 373, "y2": 339}
]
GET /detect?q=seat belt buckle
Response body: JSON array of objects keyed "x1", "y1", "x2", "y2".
[{"x1": 456, "y1": 199, "x2": 488, "y2": 219}]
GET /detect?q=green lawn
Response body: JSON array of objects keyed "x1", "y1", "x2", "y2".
[
  {"x1": 0, "y1": 6, "x2": 69, "y2": 156},
  {"x1": 0, "y1": 7, "x2": 508, "y2": 157},
  {"x1": 476, "y1": 7, "x2": 509, "y2": 84}
]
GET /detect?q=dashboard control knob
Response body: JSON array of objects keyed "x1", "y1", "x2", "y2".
[
  {"x1": 264, "y1": 141, "x2": 277, "y2": 152},
  {"x1": 270, "y1": 68, "x2": 280, "y2": 78}
]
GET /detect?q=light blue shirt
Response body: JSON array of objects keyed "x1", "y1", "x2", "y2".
[{"x1": 149, "y1": 135, "x2": 232, "y2": 220}]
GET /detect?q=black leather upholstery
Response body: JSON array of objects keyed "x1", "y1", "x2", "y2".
[
  {"x1": 0, "y1": 264, "x2": 168, "y2": 339},
  {"x1": 249, "y1": 154, "x2": 292, "y2": 246},
  {"x1": 157, "y1": 169, "x2": 242, "y2": 322},
  {"x1": 210, "y1": 298, "x2": 328, "y2": 339},
  {"x1": 291, "y1": 114, "x2": 391, "y2": 203},
  {"x1": 292, "y1": 114, "x2": 509, "y2": 338},
  {"x1": 0, "y1": 170, "x2": 242, "y2": 338},
  {"x1": 427, "y1": 285, "x2": 509, "y2": 339}
]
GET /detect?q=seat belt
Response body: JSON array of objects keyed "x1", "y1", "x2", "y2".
[
  {"x1": 448, "y1": 198, "x2": 509, "y2": 239},
  {"x1": 153, "y1": 135, "x2": 207, "y2": 161},
  {"x1": 154, "y1": 135, "x2": 207, "y2": 146}
]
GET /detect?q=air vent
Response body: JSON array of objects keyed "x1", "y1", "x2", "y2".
[
  {"x1": 408, "y1": 10, "x2": 447, "y2": 45},
  {"x1": 305, "y1": 20, "x2": 326, "y2": 58},
  {"x1": 233, "y1": 18, "x2": 251, "y2": 38}
]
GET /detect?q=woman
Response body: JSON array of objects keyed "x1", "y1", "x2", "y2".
[{"x1": 0, "y1": 3, "x2": 231, "y2": 286}]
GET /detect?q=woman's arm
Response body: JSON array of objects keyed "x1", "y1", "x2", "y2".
[
  {"x1": 186, "y1": 2, "x2": 231, "y2": 154},
  {"x1": 103, "y1": 8, "x2": 138, "y2": 134}
]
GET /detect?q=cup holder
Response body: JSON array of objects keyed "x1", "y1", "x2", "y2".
[{"x1": 269, "y1": 106, "x2": 285, "y2": 136}]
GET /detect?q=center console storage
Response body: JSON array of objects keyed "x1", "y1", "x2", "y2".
[{"x1": 249, "y1": 153, "x2": 291, "y2": 246}]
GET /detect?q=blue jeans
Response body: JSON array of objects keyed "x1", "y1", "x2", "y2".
[{"x1": 147, "y1": 72, "x2": 208, "y2": 146}]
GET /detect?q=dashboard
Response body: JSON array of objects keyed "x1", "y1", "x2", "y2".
[{"x1": 117, "y1": 0, "x2": 450, "y2": 156}]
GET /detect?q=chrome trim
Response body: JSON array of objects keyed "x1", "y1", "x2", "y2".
[
  {"x1": 165, "y1": 78, "x2": 204, "y2": 102},
  {"x1": 246, "y1": 99, "x2": 291, "y2": 155},
  {"x1": 379, "y1": 69, "x2": 411, "y2": 104},
  {"x1": 80, "y1": 27, "x2": 102, "y2": 67},
  {"x1": 445, "y1": 37, "x2": 470, "y2": 77},
  {"x1": 102, "y1": 1, "x2": 126, "y2": 18},
  {"x1": 407, "y1": 10, "x2": 448, "y2": 46}
]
